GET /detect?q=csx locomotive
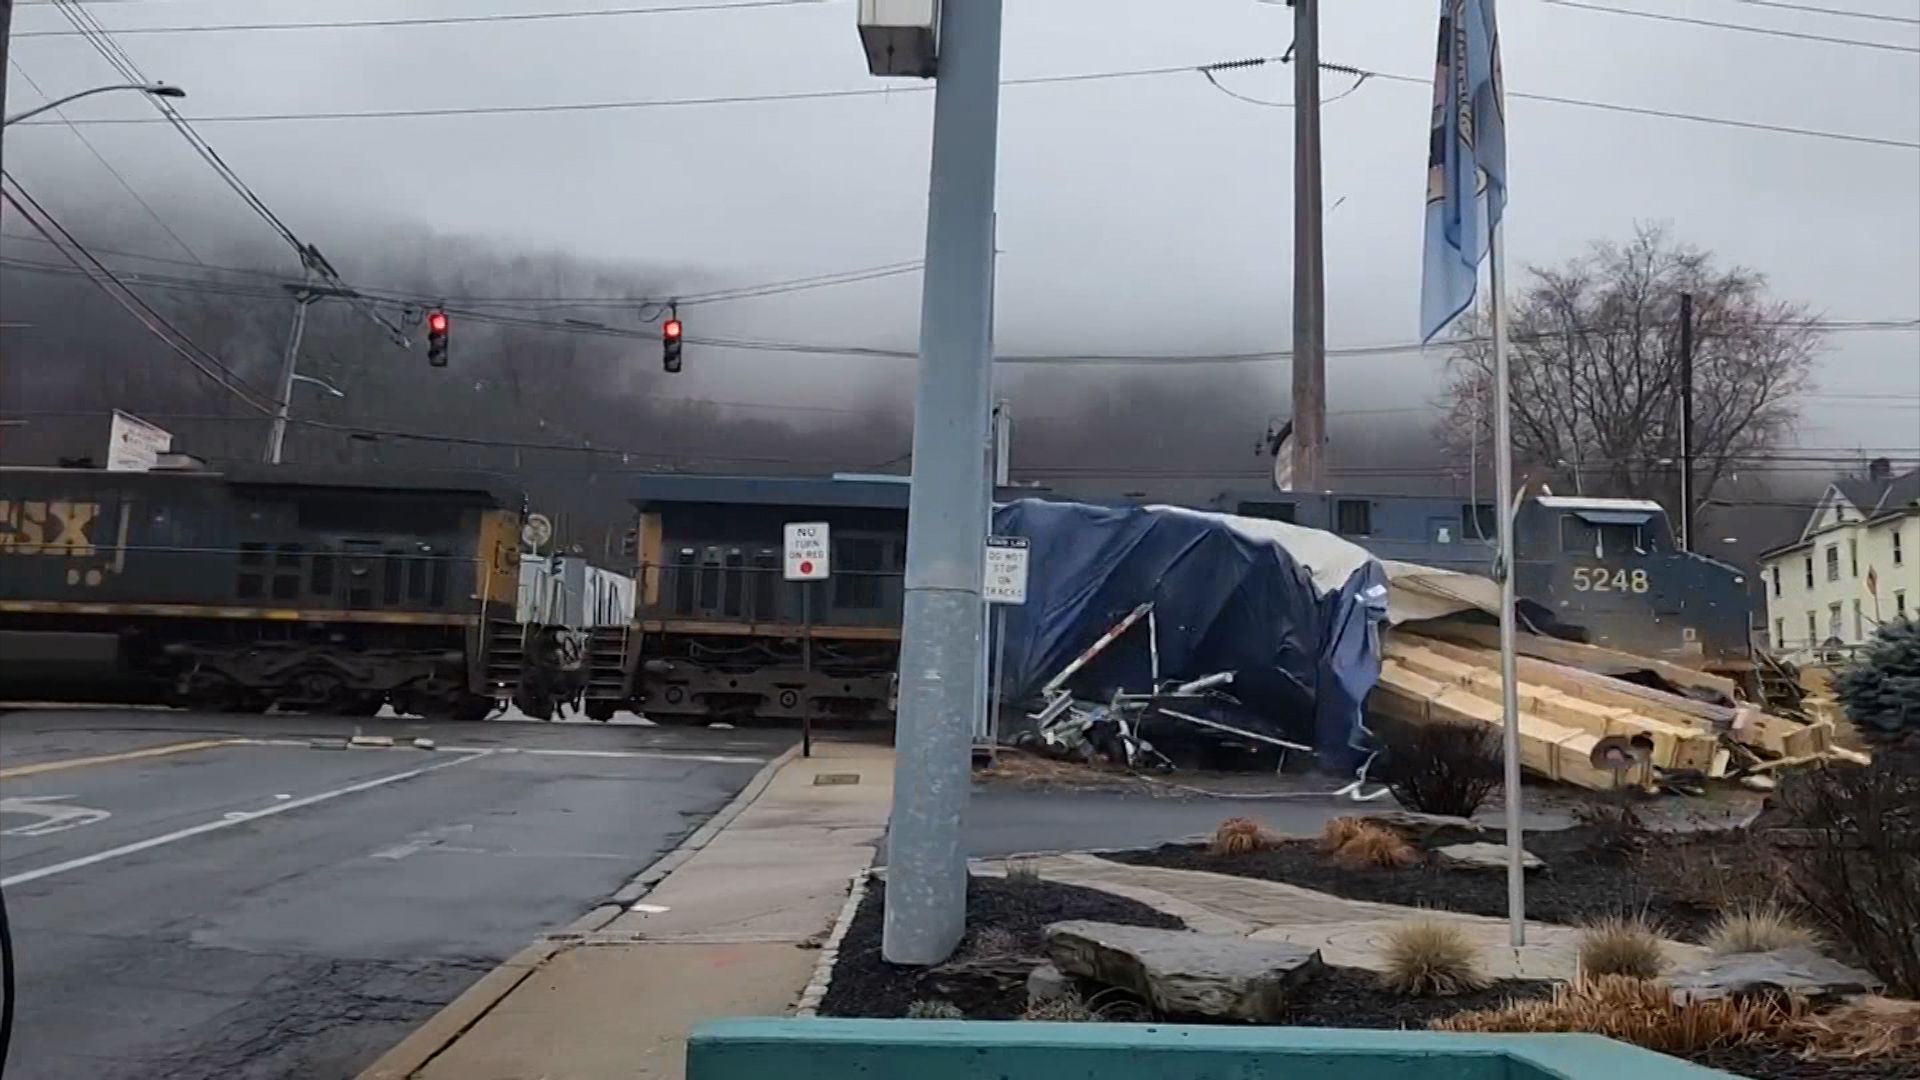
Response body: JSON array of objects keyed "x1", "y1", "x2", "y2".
[{"x1": 0, "y1": 463, "x2": 524, "y2": 717}]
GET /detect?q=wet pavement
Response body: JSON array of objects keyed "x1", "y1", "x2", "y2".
[{"x1": 0, "y1": 707, "x2": 786, "y2": 1080}]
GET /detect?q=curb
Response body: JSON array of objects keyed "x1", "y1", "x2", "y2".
[
  {"x1": 354, "y1": 740, "x2": 802, "y2": 1079},
  {"x1": 793, "y1": 864, "x2": 874, "y2": 1017}
]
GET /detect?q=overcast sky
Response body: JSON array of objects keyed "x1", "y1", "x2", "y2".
[{"x1": 4, "y1": 0, "x2": 1917, "y2": 461}]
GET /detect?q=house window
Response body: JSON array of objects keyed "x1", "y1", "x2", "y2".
[
  {"x1": 1828, "y1": 603, "x2": 1843, "y2": 642},
  {"x1": 1804, "y1": 556, "x2": 1814, "y2": 589},
  {"x1": 1806, "y1": 611, "x2": 1817, "y2": 644},
  {"x1": 1897, "y1": 590, "x2": 1908, "y2": 617},
  {"x1": 1853, "y1": 599, "x2": 1864, "y2": 641},
  {"x1": 1238, "y1": 501, "x2": 1296, "y2": 524},
  {"x1": 1770, "y1": 567, "x2": 1780, "y2": 597},
  {"x1": 1895, "y1": 532, "x2": 1906, "y2": 566},
  {"x1": 1825, "y1": 545, "x2": 1840, "y2": 583},
  {"x1": 1335, "y1": 499, "x2": 1372, "y2": 536},
  {"x1": 1773, "y1": 618, "x2": 1784, "y2": 649},
  {"x1": 1849, "y1": 539, "x2": 1859, "y2": 577}
]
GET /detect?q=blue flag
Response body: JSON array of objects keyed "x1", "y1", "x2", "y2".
[{"x1": 1421, "y1": 0, "x2": 1507, "y2": 343}]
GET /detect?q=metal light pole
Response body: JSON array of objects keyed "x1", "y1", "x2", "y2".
[
  {"x1": 264, "y1": 276, "x2": 369, "y2": 464},
  {"x1": 4, "y1": 82, "x2": 184, "y2": 127},
  {"x1": 1290, "y1": 0, "x2": 1327, "y2": 491},
  {"x1": 883, "y1": 0, "x2": 1002, "y2": 967}
]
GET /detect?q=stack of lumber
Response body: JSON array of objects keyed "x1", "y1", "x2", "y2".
[{"x1": 1373, "y1": 627, "x2": 1858, "y2": 792}]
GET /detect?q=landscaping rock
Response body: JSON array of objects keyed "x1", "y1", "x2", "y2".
[
  {"x1": 1669, "y1": 947, "x2": 1882, "y2": 1006},
  {"x1": 1046, "y1": 920, "x2": 1322, "y2": 1022},
  {"x1": 1434, "y1": 842, "x2": 1544, "y2": 872},
  {"x1": 1026, "y1": 962, "x2": 1071, "y2": 1005},
  {"x1": 1366, "y1": 810, "x2": 1481, "y2": 840}
]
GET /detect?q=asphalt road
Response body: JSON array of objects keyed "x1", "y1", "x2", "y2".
[{"x1": 0, "y1": 708, "x2": 787, "y2": 1080}]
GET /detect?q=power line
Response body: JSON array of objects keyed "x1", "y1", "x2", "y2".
[
  {"x1": 1727, "y1": 0, "x2": 1920, "y2": 27},
  {"x1": 1540, "y1": 0, "x2": 1920, "y2": 53},
  {"x1": 13, "y1": 0, "x2": 825, "y2": 36},
  {"x1": 5, "y1": 60, "x2": 207, "y2": 265},
  {"x1": 15, "y1": 50, "x2": 1915, "y2": 151},
  {"x1": 0, "y1": 173, "x2": 278, "y2": 414}
]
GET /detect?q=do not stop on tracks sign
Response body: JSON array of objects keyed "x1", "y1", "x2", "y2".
[{"x1": 784, "y1": 521, "x2": 831, "y2": 580}]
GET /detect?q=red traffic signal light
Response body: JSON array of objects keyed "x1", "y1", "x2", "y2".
[
  {"x1": 663, "y1": 318, "x2": 682, "y2": 340},
  {"x1": 662, "y1": 313, "x2": 684, "y2": 373},
  {"x1": 426, "y1": 307, "x2": 449, "y2": 367}
]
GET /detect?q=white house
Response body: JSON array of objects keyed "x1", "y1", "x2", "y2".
[{"x1": 1759, "y1": 458, "x2": 1919, "y2": 657}]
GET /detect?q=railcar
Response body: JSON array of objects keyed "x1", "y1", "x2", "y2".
[{"x1": 0, "y1": 464, "x2": 523, "y2": 718}]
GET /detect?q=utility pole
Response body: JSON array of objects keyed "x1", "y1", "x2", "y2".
[
  {"x1": 2, "y1": 2, "x2": 15, "y2": 166},
  {"x1": 1290, "y1": 0, "x2": 1327, "y2": 492},
  {"x1": 884, "y1": 0, "x2": 1001, "y2": 967},
  {"x1": 1678, "y1": 291, "x2": 1695, "y2": 552},
  {"x1": 264, "y1": 276, "x2": 365, "y2": 464}
]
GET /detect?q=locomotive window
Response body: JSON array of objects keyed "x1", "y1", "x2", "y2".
[
  {"x1": 1239, "y1": 501, "x2": 1297, "y2": 524},
  {"x1": 1460, "y1": 503, "x2": 1497, "y2": 540},
  {"x1": 722, "y1": 549, "x2": 745, "y2": 618},
  {"x1": 1334, "y1": 499, "x2": 1371, "y2": 536},
  {"x1": 310, "y1": 551, "x2": 335, "y2": 596},
  {"x1": 835, "y1": 537, "x2": 885, "y2": 609},
  {"x1": 1598, "y1": 524, "x2": 1643, "y2": 556},
  {"x1": 752, "y1": 550, "x2": 778, "y2": 620},
  {"x1": 673, "y1": 547, "x2": 697, "y2": 614},
  {"x1": 1560, "y1": 516, "x2": 1597, "y2": 554}
]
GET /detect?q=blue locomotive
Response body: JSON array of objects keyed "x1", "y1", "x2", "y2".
[{"x1": 1214, "y1": 490, "x2": 1755, "y2": 676}]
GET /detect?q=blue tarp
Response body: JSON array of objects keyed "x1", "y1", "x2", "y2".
[{"x1": 991, "y1": 499, "x2": 1390, "y2": 772}]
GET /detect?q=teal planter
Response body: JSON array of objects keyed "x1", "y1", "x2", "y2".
[{"x1": 688, "y1": 1019, "x2": 1735, "y2": 1079}]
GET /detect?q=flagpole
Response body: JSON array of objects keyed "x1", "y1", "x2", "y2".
[{"x1": 1489, "y1": 217, "x2": 1526, "y2": 948}]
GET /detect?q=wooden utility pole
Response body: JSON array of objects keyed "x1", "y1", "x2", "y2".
[{"x1": 1290, "y1": 0, "x2": 1327, "y2": 491}]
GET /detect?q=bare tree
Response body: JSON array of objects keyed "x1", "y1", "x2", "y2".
[{"x1": 1438, "y1": 223, "x2": 1821, "y2": 512}]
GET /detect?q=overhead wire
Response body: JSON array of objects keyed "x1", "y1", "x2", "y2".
[
  {"x1": 1726, "y1": 0, "x2": 1920, "y2": 26},
  {"x1": 12, "y1": 48, "x2": 1914, "y2": 150},
  {"x1": 1539, "y1": 0, "x2": 1920, "y2": 52},
  {"x1": 12, "y1": 0, "x2": 829, "y2": 36}
]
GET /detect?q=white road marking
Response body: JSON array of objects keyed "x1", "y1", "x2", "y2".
[
  {"x1": 0, "y1": 750, "x2": 490, "y2": 888},
  {"x1": 234, "y1": 737, "x2": 762, "y2": 766},
  {"x1": 0, "y1": 795, "x2": 112, "y2": 837}
]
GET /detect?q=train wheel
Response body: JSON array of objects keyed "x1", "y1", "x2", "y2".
[
  {"x1": 450, "y1": 696, "x2": 498, "y2": 723},
  {"x1": 585, "y1": 700, "x2": 619, "y2": 722}
]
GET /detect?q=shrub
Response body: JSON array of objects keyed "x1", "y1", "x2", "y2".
[
  {"x1": 1318, "y1": 816, "x2": 1367, "y2": 854},
  {"x1": 1209, "y1": 816, "x2": 1280, "y2": 856},
  {"x1": 963, "y1": 926, "x2": 1021, "y2": 960},
  {"x1": 1577, "y1": 915, "x2": 1668, "y2": 980},
  {"x1": 1380, "y1": 918, "x2": 1489, "y2": 997},
  {"x1": 905, "y1": 1000, "x2": 965, "y2": 1019},
  {"x1": 1704, "y1": 904, "x2": 1822, "y2": 957},
  {"x1": 1375, "y1": 721, "x2": 1503, "y2": 818},
  {"x1": 1004, "y1": 858, "x2": 1043, "y2": 886},
  {"x1": 1022, "y1": 991, "x2": 1098, "y2": 1022},
  {"x1": 1329, "y1": 822, "x2": 1422, "y2": 869},
  {"x1": 1832, "y1": 617, "x2": 1920, "y2": 756},
  {"x1": 1776, "y1": 758, "x2": 1920, "y2": 996},
  {"x1": 1434, "y1": 974, "x2": 1805, "y2": 1056}
]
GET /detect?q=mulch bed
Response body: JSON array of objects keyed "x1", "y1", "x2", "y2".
[
  {"x1": 1104, "y1": 823, "x2": 1780, "y2": 943},
  {"x1": 817, "y1": 874, "x2": 1185, "y2": 1019},
  {"x1": 1698, "y1": 1043, "x2": 1920, "y2": 1080},
  {"x1": 1282, "y1": 966, "x2": 1556, "y2": 1029}
]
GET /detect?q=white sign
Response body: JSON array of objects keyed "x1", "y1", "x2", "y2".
[
  {"x1": 521, "y1": 513, "x2": 553, "y2": 552},
  {"x1": 784, "y1": 521, "x2": 831, "y2": 581},
  {"x1": 106, "y1": 410, "x2": 172, "y2": 472},
  {"x1": 984, "y1": 535, "x2": 1029, "y2": 605}
]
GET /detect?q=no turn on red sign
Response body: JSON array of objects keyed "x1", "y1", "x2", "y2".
[{"x1": 784, "y1": 521, "x2": 831, "y2": 581}]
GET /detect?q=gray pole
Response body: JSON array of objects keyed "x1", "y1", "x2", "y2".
[
  {"x1": 1490, "y1": 221, "x2": 1526, "y2": 947},
  {"x1": 265, "y1": 283, "x2": 314, "y2": 465},
  {"x1": 1677, "y1": 292, "x2": 1695, "y2": 552},
  {"x1": 1290, "y1": 0, "x2": 1327, "y2": 491},
  {"x1": 884, "y1": 0, "x2": 1002, "y2": 967},
  {"x1": 0, "y1": 3, "x2": 15, "y2": 148}
]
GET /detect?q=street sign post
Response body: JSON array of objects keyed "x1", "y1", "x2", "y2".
[
  {"x1": 785, "y1": 522, "x2": 832, "y2": 757},
  {"x1": 981, "y1": 536, "x2": 1029, "y2": 754}
]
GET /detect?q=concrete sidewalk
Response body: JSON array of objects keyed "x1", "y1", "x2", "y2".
[{"x1": 360, "y1": 740, "x2": 892, "y2": 1080}]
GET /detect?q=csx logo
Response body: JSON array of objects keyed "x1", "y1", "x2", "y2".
[{"x1": 0, "y1": 500, "x2": 100, "y2": 556}]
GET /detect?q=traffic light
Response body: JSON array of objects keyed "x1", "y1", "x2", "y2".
[
  {"x1": 426, "y1": 308, "x2": 449, "y2": 367},
  {"x1": 662, "y1": 312, "x2": 683, "y2": 374}
]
